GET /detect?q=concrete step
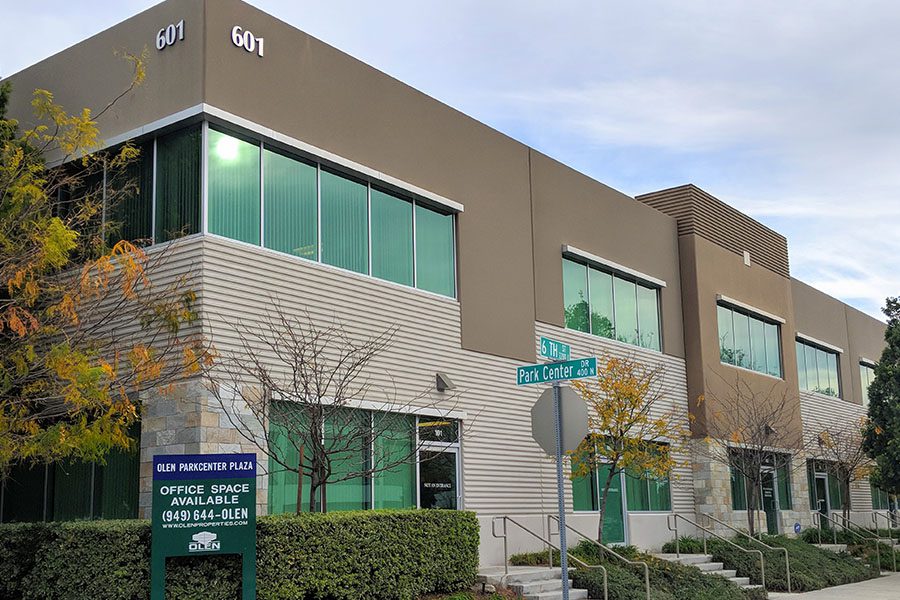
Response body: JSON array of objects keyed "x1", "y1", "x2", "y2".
[
  {"x1": 709, "y1": 569, "x2": 738, "y2": 578},
  {"x1": 503, "y1": 568, "x2": 565, "y2": 584},
  {"x1": 695, "y1": 561, "x2": 725, "y2": 571},
  {"x1": 511, "y1": 578, "x2": 572, "y2": 595},
  {"x1": 815, "y1": 543, "x2": 848, "y2": 553},
  {"x1": 877, "y1": 538, "x2": 898, "y2": 545},
  {"x1": 729, "y1": 576, "x2": 751, "y2": 586},
  {"x1": 523, "y1": 589, "x2": 588, "y2": 600},
  {"x1": 653, "y1": 553, "x2": 713, "y2": 565},
  {"x1": 742, "y1": 584, "x2": 765, "y2": 591}
]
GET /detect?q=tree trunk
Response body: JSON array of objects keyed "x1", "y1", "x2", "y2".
[
  {"x1": 321, "y1": 479, "x2": 328, "y2": 513},
  {"x1": 597, "y1": 466, "x2": 618, "y2": 543},
  {"x1": 746, "y1": 479, "x2": 758, "y2": 537},
  {"x1": 296, "y1": 445, "x2": 304, "y2": 515}
]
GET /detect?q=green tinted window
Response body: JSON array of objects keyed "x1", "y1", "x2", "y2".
[
  {"x1": 263, "y1": 149, "x2": 317, "y2": 260},
  {"x1": 797, "y1": 340, "x2": 840, "y2": 397},
  {"x1": 373, "y1": 414, "x2": 415, "y2": 509},
  {"x1": 764, "y1": 323, "x2": 781, "y2": 377},
  {"x1": 0, "y1": 463, "x2": 46, "y2": 522},
  {"x1": 806, "y1": 462, "x2": 817, "y2": 510},
  {"x1": 155, "y1": 126, "x2": 201, "y2": 242},
  {"x1": 827, "y1": 472, "x2": 843, "y2": 510},
  {"x1": 730, "y1": 466, "x2": 747, "y2": 510},
  {"x1": 268, "y1": 404, "x2": 315, "y2": 514},
  {"x1": 52, "y1": 460, "x2": 93, "y2": 521},
  {"x1": 321, "y1": 169, "x2": 368, "y2": 274},
  {"x1": 733, "y1": 311, "x2": 751, "y2": 369},
  {"x1": 562, "y1": 259, "x2": 589, "y2": 332},
  {"x1": 107, "y1": 141, "x2": 153, "y2": 245},
  {"x1": 371, "y1": 189, "x2": 413, "y2": 286},
  {"x1": 637, "y1": 285, "x2": 660, "y2": 351},
  {"x1": 796, "y1": 342, "x2": 808, "y2": 389},
  {"x1": 208, "y1": 129, "x2": 260, "y2": 244},
  {"x1": 777, "y1": 464, "x2": 792, "y2": 510},
  {"x1": 649, "y1": 476, "x2": 671, "y2": 511},
  {"x1": 325, "y1": 409, "x2": 371, "y2": 512},
  {"x1": 718, "y1": 305, "x2": 735, "y2": 364},
  {"x1": 97, "y1": 445, "x2": 140, "y2": 519},
  {"x1": 589, "y1": 268, "x2": 614, "y2": 339},
  {"x1": 861, "y1": 363, "x2": 875, "y2": 405},
  {"x1": 625, "y1": 471, "x2": 650, "y2": 511},
  {"x1": 614, "y1": 277, "x2": 638, "y2": 345},
  {"x1": 415, "y1": 204, "x2": 455, "y2": 296},
  {"x1": 749, "y1": 318, "x2": 766, "y2": 373}
]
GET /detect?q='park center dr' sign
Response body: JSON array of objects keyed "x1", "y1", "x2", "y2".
[{"x1": 151, "y1": 453, "x2": 257, "y2": 600}]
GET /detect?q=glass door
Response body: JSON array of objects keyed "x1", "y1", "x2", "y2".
[
  {"x1": 815, "y1": 475, "x2": 829, "y2": 519},
  {"x1": 419, "y1": 448, "x2": 458, "y2": 509}
]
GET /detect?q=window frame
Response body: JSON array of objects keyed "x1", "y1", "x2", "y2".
[
  {"x1": 796, "y1": 337, "x2": 843, "y2": 398},
  {"x1": 717, "y1": 301, "x2": 783, "y2": 379},
  {"x1": 562, "y1": 254, "x2": 664, "y2": 352}
]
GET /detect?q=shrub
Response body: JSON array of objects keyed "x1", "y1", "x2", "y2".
[{"x1": 0, "y1": 510, "x2": 479, "y2": 600}]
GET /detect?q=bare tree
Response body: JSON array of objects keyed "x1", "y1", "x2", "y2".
[
  {"x1": 695, "y1": 374, "x2": 804, "y2": 536},
  {"x1": 205, "y1": 304, "x2": 460, "y2": 513},
  {"x1": 810, "y1": 417, "x2": 873, "y2": 525}
]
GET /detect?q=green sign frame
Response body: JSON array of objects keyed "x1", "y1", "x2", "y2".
[
  {"x1": 516, "y1": 356, "x2": 597, "y2": 385},
  {"x1": 151, "y1": 453, "x2": 257, "y2": 600}
]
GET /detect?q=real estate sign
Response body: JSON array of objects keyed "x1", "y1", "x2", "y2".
[{"x1": 151, "y1": 453, "x2": 257, "y2": 600}]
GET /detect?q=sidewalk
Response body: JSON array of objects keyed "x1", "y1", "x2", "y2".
[{"x1": 768, "y1": 572, "x2": 900, "y2": 599}]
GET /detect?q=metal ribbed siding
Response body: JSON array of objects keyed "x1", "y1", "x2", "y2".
[
  {"x1": 192, "y1": 235, "x2": 694, "y2": 517},
  {"x1": 637, "y1": 185, "x2": 790, "y2": 278},
  {"x1": 800, "y1": 391, "x2": 873, "y2": 510}
]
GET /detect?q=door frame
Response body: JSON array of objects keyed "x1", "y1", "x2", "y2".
[{"x1": 814, "y1": 473, "x2": 830, "y2": 516}]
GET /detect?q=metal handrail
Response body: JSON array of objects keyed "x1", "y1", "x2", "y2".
[
  {"x1": 547, "y1": 514, "x2": 651, "y2": 600},
  {"x1": 836, "y1": 512, "x2": 896, "y2": 572},
  {"x1": 666, "y1": 513, "x2": 766, "y2": 591},
  {"x1": 814, "y1": 511, "x2": 884, "y2": 573},
  {"x1": 873, "y1": 511, "x2": 898, "y2": 544},
  {"x1": 491, "y1": 516, "x2": 608, "y2": 600},
  {"x1": 701, "y1": 512, "x2": 791, "y2": 593}
]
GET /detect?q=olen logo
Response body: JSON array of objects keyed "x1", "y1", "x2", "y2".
[{"x1": 188, "y1": 531, "x2": 221, "y2": 552}]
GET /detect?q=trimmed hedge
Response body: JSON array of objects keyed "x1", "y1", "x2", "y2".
[{"x1": 0, "y1": 510, "x2": 479, "y2": 600}]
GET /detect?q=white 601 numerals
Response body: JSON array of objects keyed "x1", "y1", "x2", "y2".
[
  {"x1": 156, "y1": 20, "x2": 185, "y2": 50},
  {"x1": 231, "y1": 26, "x2": 265, "y2": 57}
]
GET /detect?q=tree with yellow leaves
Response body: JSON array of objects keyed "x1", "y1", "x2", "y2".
[
  {"x1": 569, "y1": 355, "x2": 686, "y2": 542},
  {"x1": 0, "y1": 54, "x2": 209, "y2": 474}
]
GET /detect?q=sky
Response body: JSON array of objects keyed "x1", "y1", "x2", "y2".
[{"x1": 2, "y1": 1, "x2": 899, "y2": 319}]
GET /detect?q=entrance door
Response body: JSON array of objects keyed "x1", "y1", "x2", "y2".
[
  {"x1": 597, "y1": 465, "x2": 625, "y2": 544},
  {"x1": 760, "y1": 469, "x2": 779, "y2": 535},
  {"x1": 419, "y1": 449, "x2": 458, "y2": 509},
  {"x1": 814, "y1": 476, "x2": 829, "y2": 520}
]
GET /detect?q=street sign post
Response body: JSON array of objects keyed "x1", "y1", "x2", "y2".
[
  {"x1": 520, "y1": 348, "x2": 596, "y2": 600},
  {"x1": 540, "y1": 336, "x2": 571, "y2": 361},
  {"x1": 151, "y1": 453, "x2": 257, "y2": 600}
]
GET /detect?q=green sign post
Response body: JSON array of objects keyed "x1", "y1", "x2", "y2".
[
  {"x1": 151, "y1": 453, "x2": 257, "y2": 600},
  {"x1": 539, "y1": 336, "x2": 571, "y2": 361},
  {"x1": 516, "y1": 356, "x2": 597, "y2": 386}
]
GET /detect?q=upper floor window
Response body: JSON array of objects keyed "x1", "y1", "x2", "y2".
[
  {"x1": 717, "y1": 302, "x2": 781, "y2": 377},
  {"x1": 796, "y1": 339, "x2": 840, "y2": 397},
  {"x1": 207, "y1": 128, "x2": 457, "y2": 298},
  {"x1": 860, "y1": 362, "x2": 876, "y2": 406},
  {"x1": 562, "y1": 257, "x2": 661, "y2": 351}
]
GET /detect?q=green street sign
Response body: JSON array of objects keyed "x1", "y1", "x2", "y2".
[
  {"x1": 539, "y1": 336, "x2": 571, "y2": 361},
  {"x1": 151, "y1": 453, "x2": 257, "y2": 600},
  {"x1": 517, "y1": 356, "x2": 597, "y2": 385}
]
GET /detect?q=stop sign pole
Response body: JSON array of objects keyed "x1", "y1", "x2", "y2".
[{"x1": 518, "y1": 349, "x2": 594, "y2": 600}]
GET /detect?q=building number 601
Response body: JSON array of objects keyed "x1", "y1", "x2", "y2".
[
  {"x1": 156, "y1": 20, "x2": 185, "y2": 50},
  {"x1": 231, "y1": 26, "x2": 265, "y2": 57}
]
